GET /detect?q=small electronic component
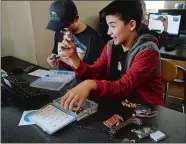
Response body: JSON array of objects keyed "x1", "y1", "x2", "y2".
[
  {"x1": 122, "y1": 138, "x2": 136, "y2": 143},
  {"x1": 121, "y1": 99, "x2": 159, "y2": 118},
  {"x1": 50, "y1": 54, "x2": 60, "y2": 60},
  {"x1": 109, "y1": 116, "x2": 142, "y2": 139},
  {"x1": 122, "y1": 138, "x2": 130, "y2": 143},
  {"x1": 150, "y1": 131, "x2": 166, "y2": 142},
  {"x1": 134, "y1": 105, "x2": 159, "y2": 118},
  {"x1": 130, "y1": 140, "x2": 135, "y2": 143},
  {"x1": 134, "y1": 110, "x2": 159, "y2": 118},
  {"x1": 121, "y1": 99, "x2": 141, "y2": 108},
  {"x1": 103, "y1": 114, "x2": 123, "y2": 128},
  {"x1": 72, "y1": 105, "x2": 83, "y2": 114},
  {"x1": 131, "y1": 127, "x2": 152, "y2": 139}
]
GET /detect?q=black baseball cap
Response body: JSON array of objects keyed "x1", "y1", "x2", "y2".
[{"x1": 46, "y1": 0, "x2": 78, "y2": 31}]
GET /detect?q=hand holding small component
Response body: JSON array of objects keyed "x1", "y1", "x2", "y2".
[
  {"x1": 58, "y1": 31, "x2": 78, "y2": 60},
  {"x1": 47, "y1": 53, "x2": 59, "y2": 67}
]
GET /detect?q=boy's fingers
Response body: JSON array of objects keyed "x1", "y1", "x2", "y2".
[
  {"x1": 65, "y1": 31, "x2": 72, "y2": 37},
  {"x1": 63, "y1": 40, "x2": 71, "y2": 48},
  {"x1": 64, "y1": 34, "x2": 72, "y2": 41},
  {"x1": 61, "y1": 41, "x2": 69, "y2": 49},
  {"x1": 76, "y1": 99, "x2": 84, "y2": 111},
  {"x1": 64, "y1": 93, "x2": 75, "y2": 110},
  {"x1": 61, "y1": 92, "x2": 70, "y2": 108},
  {"x1": 69, "y1": 96, "x2": 79, "y2": 110}
]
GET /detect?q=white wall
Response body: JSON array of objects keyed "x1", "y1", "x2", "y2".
[
  {"x1": 2, "y1": 2, "x2": 11, "y2": 57},
  {"x1": 74, "y1": 1, "x2": 111, "y2": 31},
  {"x1": 30, "y1": 1, "x2": 54, "y2": 68},
  {"x1": 2, "y1": 1, "x2": 182, "y2": 68},
  {"x1": 1, "y1": 1, "x2": 37, "y2": 64}
]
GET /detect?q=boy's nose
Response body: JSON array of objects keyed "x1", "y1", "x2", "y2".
[{"x1": 107, "y1": 29, "x2": 112, "y2": 36}]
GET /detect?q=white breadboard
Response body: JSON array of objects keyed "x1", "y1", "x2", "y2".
[
  {"x1": 29, "y1": 98, "x2": 98, "y2": 134},
  {"x1": 29, "y1": 104, "x2": 76, "y2": 134}
]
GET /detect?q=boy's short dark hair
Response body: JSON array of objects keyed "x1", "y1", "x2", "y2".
[
  {"x1": 46, "y1": 0, "x2": 78, "y2": 31},
  {"x1": 102, "y1": 0, "x2": 143, "y2": 31}
]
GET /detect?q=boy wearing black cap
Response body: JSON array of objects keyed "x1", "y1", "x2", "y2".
[{"x1": 46, "y1": 0, "x2": 103, "y2": 70}]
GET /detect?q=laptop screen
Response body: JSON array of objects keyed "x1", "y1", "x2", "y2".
[{"x1": 148, "y1": 13, "x2": 181, "y2": 36}]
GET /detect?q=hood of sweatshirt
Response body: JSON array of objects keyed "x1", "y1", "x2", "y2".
[
  {"x1": 130, "y1": 33, "x2": 159, "y2": 53},
  {"x1": 125, "y1": 33, "x2": 161, "y2": 75}
]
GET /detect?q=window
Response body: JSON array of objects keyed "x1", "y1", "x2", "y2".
[{"x1": 145, "y1": 1, "x2": 165, "y2": 12}]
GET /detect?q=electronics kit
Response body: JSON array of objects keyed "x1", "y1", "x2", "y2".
[
  {"x1": 27, "y1": 97, "x2": 165, "y2": 141},
  {"x1": 78, "y1": 99, "x2": 165, "y2": 142}
]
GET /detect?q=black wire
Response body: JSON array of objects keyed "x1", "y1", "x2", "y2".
[{"x1": 78, "y1": 125, "x2": 109, "y2": 134}]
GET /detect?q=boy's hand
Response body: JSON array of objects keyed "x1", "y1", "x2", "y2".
[
  {"x1": 47, "y1": 53, "x2": 59, "y2": 67},
  {"x1": 162, "y1": 16, "x2": 168, "y2": 32},
  {"x1": 58, "y1": 31, "x2": 81, "y2": 69},
  {"x1": 58, "y1": 31, "x2": 78, "y2": 60},
  {"x1": 61, "y1": 80, "x2": 97, "y2": 111}
]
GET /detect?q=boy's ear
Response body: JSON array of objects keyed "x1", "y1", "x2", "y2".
[
  {"x1": 74, "y1": 15, "x2": 79, "y2": 22},
  {"x1": 129, "y1": 20, "x2": 136, "y2": 31}
]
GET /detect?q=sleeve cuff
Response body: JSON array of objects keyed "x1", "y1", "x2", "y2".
[
  {"x1": 75, "y1": 60, "x2": 88, "y2": 77},
  {"x1": 93, "y1": 80, "x2": 106, "y2": 97},
  {"x1": 58, "y1": 60, "x2": 73, "y2": 69}
]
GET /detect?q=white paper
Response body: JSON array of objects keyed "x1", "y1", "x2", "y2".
[
  {"x1": 18, "y1": 110, "x2": 37, "y2": 126},
  {"x1": 28, "y1": 69, "x2": 50, "y2": 77}
]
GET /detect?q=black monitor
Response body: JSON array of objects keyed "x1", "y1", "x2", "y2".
[
  {"x1": 148, "y1": 13, "x2": 182, "y2": 37},
  {"x1": 159, "y1": 9, "x2": 186, "y2": 34}
]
